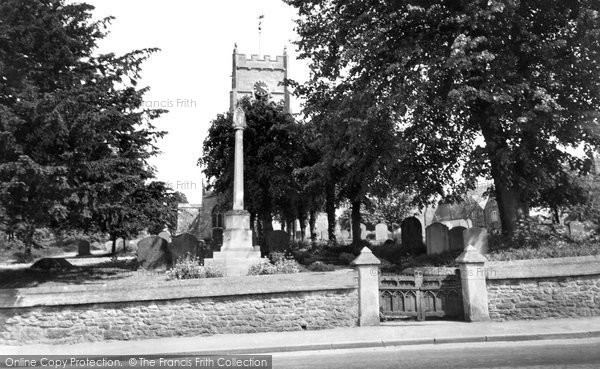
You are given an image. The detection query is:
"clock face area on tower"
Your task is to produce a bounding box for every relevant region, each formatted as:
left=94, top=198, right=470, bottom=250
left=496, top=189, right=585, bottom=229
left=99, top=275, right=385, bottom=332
left=253, top=80, right=270, bottom=100
left=230, top=50, right=290, bottom=113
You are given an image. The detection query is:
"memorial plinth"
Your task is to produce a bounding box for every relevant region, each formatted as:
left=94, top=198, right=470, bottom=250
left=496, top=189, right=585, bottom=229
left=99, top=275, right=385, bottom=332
left=204, top=106, right=265, bottom=276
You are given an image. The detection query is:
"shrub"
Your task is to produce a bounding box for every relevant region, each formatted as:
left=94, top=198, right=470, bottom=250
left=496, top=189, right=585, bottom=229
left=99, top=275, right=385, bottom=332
left=307, top=261, right=336, bottom=272
left=401, top=250, right=462, bottom=269
left=289, top=240, right=310, bottom=250
left=13, top=251, right=34, bottom=264
left=486, top=217, right=600, bottom=261
left=338, top=252, right=356, bottom=265
left=372, top=243, right=404, bottom=265
left=366, top=233, right=376, bottom=240
left=248, top=262, right=276, bottom=275
left=247, top=252, right=301, bottom=275
left=166, top=253, right=224, bottom=279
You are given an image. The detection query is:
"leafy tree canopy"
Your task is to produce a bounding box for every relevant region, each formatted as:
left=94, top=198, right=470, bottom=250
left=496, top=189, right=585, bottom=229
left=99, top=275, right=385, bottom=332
left=286, top=0, right=600, bottom=235
left=0, top=0, right=166, bottom=252
left=199, top=98, right=303, bottom=234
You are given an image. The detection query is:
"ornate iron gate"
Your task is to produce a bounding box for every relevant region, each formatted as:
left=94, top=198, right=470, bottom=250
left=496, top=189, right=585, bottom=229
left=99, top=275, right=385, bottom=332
left=379, top=270, right=463, bottom=321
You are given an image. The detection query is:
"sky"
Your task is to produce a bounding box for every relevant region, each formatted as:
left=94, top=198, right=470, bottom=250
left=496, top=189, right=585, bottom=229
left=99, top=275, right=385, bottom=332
left=85, top=0, right=309, bottom=203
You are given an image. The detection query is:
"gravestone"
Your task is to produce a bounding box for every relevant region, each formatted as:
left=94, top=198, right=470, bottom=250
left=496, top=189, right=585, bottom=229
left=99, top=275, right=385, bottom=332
left=568, top=220, right=597, bottom=240
left=360, top=224, right=368, bottom=239
left=170, top=233, right=201, bottom=262
left=265, top=230, right=290, bottom=253
left=375, top=223, right=389, bottom=241
left=70, top=240, right=91, bottom=256
left=31, top=258, right=73, bottom=271
left=137, top=236, right=171, bottom=270
left=448, top=226, right=466, bottom=251
left=158, top=231, right=171, bottom=243
left=463, top=227, right=489, bottom=254
left=104, top=238, right=125, bottom=253
left=426, top=222, right=450, bottom=255
left=401, top=217, right=424, bottom=254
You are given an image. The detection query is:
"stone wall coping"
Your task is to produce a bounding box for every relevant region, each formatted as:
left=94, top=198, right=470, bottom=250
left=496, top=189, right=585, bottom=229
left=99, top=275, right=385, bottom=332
left=0, top=270, right=357, bottom=309
left=486, top=255, right=600, bottom=280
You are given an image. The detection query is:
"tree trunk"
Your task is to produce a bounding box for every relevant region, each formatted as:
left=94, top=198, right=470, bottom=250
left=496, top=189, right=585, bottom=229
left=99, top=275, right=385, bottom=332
left=309, top=209, right=317, bottom=243
left=24, top=225, right=35, bottom=258
left=257, top=219, right=264, bottom=255
left=351, top=199, right=362, bottom=247
left=286, top=219, right=294, bottom=239
left=298, top=214, right=307, bottom=242
left=261, top=212, right=273, bottom=233
left=477, top=104, right=529, bottom=236
left=111, top=235, right=116, bottom=254
left=494, top=184, right=529, bottom=236
left=325, top=181, right=337, bottom=243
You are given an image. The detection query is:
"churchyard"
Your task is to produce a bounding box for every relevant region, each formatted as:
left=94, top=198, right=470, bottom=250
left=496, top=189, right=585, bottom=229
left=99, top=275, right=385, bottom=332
left=2, top=0, right=600, bottom=355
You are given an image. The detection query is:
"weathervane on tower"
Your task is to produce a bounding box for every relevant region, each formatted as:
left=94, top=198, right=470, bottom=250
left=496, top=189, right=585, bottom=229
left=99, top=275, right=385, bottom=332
left=258, top=14, right=264, bottom=56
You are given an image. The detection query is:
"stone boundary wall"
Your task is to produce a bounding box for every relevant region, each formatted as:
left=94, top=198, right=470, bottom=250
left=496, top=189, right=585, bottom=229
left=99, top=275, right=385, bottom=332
left=0, top=271, right=358, bottom=345
left=485, top=256, right=600, bottom=321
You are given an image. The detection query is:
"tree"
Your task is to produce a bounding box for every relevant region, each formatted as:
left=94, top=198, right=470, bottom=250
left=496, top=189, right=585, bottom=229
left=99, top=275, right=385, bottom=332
left=199, top=97, right=303, bottom=243
left=369, top=191, right=414, bottom=230
left=0, top=0, right=166, bottom=255
left=95, top=181, right=184, bottom=254
left=287, top=0, right=600, bottom=236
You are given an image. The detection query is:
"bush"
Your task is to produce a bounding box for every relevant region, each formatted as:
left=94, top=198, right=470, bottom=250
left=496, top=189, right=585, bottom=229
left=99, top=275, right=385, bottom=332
left=166, top=253, right=224, bottom=279
left=372, top=244, right=403, bottom=265
left=338, top=252, right=356, bottom=265
left=247, top=252, right=301, bottom=275
left=289, top=240, right=310, bottom=250
left=485, top=217, right=600, bottom=261
left=401, top=250, right=462, bottom=269
left=307, top=261, right=336, bottom=272
left=366, top=233, right=376, bottom=240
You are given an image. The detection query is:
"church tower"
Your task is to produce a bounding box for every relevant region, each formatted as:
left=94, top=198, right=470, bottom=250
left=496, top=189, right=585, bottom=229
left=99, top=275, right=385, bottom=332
left=230, top=45, right=290, bottom=113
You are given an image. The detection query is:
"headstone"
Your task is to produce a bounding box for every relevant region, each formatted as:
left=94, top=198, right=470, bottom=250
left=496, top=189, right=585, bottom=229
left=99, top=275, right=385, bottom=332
left=375, top=223, right=388, bottom=241
left=104, top=238, right=125, bottom=253
left=265, top=230, right=290, bottom=253
left=401, top=217, right=424, bottom=254
left=31, top=258, right=73, bottom=271
left=463, top=227, right=489, bottom=254
left=567, top=220, right=598, bottom=240
left=158, top=231, right=171, bottom=243
left=128, top=238, right=141, bottom=253
left=71, top=240, right=90, bottom=256
left=448, top=226, right=466, bottom=251
left=137, top=236, right=171, bottom=270
left=170, top=233, right=201, bottom=262
left=360, top=223, right=367, bottom=239
left=426, top=222, right=450, bottom=255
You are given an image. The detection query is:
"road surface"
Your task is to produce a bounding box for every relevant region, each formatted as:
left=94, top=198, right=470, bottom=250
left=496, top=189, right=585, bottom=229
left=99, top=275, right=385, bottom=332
left=272, top=338, right=600, bottom=369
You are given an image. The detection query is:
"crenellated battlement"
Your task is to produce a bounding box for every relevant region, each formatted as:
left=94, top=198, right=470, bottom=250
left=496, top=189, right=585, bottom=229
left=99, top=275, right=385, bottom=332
left=230, top=45, right=290, bottom=113
left=235, top=53, right=286, bottom=70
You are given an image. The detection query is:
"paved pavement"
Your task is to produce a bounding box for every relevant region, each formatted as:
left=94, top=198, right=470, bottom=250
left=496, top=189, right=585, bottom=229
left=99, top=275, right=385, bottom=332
left=2, top=317, right=600, bottom=355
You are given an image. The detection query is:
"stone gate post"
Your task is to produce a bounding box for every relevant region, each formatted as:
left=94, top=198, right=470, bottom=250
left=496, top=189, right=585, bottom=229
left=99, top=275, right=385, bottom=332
left=455, top=245, right=490, bottom=322
left=352, top=247, right=381, bottom=326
